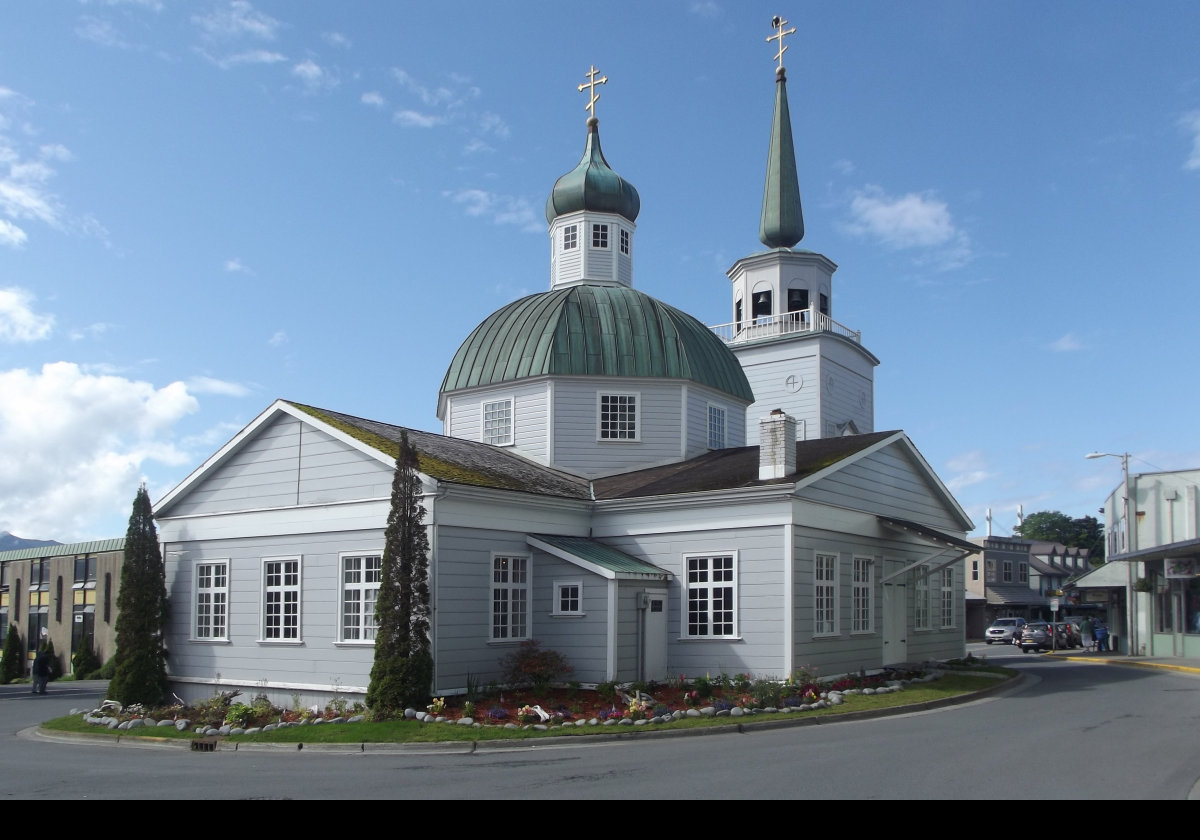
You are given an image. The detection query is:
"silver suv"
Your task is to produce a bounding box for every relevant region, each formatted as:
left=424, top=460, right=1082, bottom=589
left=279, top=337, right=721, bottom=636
left=985, top=617, right=1027, bottom=644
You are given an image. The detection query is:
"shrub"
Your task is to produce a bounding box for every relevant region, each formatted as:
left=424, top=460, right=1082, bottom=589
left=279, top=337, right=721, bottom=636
left=0, top=626, right=23, bottom=685
left=98, top=655, right=117, bottom=680
left=498, top=640, right=572, bottom=693
left=72, top=643, right=102, bottom=680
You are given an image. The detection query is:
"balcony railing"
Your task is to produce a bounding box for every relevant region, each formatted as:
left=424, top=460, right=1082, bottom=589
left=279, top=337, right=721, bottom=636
left=708, top=307, right=861, bottom=345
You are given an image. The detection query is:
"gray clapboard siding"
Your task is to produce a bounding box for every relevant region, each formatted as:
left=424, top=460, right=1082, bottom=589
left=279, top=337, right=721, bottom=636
left=168, top=416, right=391, bottom=517
left=798, top=445, right=960, bottom=531
left=550, top=379, right=685, bottom=475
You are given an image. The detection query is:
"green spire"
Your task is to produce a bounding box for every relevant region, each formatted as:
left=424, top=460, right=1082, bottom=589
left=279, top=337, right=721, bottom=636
left=759, top=65, right=804, bottom=248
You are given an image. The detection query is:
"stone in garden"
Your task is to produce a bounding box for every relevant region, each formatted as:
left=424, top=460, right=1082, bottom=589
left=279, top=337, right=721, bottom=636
left=347, top=715, right=365, bottom=723
left=229, top=727, right=245, bottom=735
left=700, top=707, right=715, bottom=716
left=262, top=724, right=275, bottom=732
left=244, top=728, right=260, bottom=735
left=618, top=718, right=632, bottom=725
left=327, top=717, right=345, bottom=725
left=157, top=719, right=174, bottom=727
left=457, top=717, right=474, bottom=726
left=686, top=708, right=701, bottom=718
left=404, top=708, right=417, bottom=719
left=730, top=707, right=744, bottom=717
left=716, top=709, right=730, bottom=717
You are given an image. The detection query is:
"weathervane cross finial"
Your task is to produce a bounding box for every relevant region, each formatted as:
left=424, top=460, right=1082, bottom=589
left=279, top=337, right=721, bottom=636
left=578, top=64, right=608, bottom=119
left=766, top=15, right=797, bottom=70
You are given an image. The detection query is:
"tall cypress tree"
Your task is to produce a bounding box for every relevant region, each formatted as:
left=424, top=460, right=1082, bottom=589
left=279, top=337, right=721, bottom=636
left=366, top=431, right=432, bottom=717
left=107, top=485, right=169, bottom=706
left=0, top=626, right=23, bottom=684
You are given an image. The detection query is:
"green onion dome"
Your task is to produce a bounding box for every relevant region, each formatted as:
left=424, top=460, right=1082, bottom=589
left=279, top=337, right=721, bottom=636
left=544, top=118, right=641, bottom=225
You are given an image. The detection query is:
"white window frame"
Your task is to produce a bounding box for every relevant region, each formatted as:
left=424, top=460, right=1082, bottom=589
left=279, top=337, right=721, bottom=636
left=915, top=565, right=931, bottom=630
left=340, top=552, right=382, bottom=643
left=194, top=560, right=229, bottom=641
left=852, top=556, right=873, bottom=634
left=598, top=392, right=639, bottom=441
left=490, top=554, right=529, bottom=641
left=814, top=552, right=838, bottom=636
left=260, top=556, right=302, bottom=643
left=619, top=227, right=630, bottom=255
left=683, top=553, right=737, bottom=639
left=1002, top=559, right=1013, bottom=582
left=563, top=224, right=578, bottom=250
left=591, top=222, right=609, bottom=249
left=707, top=404, right=726, bottom=450
left=940, top=567, right=955, bottom=629
left=481, top=397, right=514, bottom=446
left=551, top=580, right=584, bottom=617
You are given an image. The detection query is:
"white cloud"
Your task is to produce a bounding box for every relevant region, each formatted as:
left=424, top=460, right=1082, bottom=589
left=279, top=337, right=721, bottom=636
left=944, top=450, right=994, bottom=492
left=206, top=48, right=287, bottom=69
left=833, top=159, right=856, bottom=175
left=0, top=287, right=54, bottom=342
left=445, top=189, right=540, bottom=232
left=0, top=219, right=27, bottom=248
left=292, top=59, right=337, bottom=92
left=1181, top=111, right=1200, bottom=171
left=223, top=257, right=253, bottom=274
left=186, top=375, right=250, bottom=397
left=479, top=112, right=510, bottom=139
left=689, top=1, right=721, bottom=18
left=322, top=31, right=351, bottom=49
left=843, top=185, right=972, bottom=269
left=192, top=1, right=280, bottom=42
left=268, top=330, right=287, bottom=346
left=393, top=109, right=441, bottom=129
left=1050, top=333, right=1084, bottom=352
left=360, top=91, right=384, bottom=108
left=0, top=362, right=199, bottom=540
left=75, top=17, right=132, bottom=49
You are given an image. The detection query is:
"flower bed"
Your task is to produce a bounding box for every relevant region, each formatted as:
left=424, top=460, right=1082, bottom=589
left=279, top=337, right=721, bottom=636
left=80, top=666, right=940, bottom=735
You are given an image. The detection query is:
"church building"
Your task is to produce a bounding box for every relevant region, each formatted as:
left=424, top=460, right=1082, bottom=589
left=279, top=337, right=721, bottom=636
left=155, top=22, right=975, bottom=706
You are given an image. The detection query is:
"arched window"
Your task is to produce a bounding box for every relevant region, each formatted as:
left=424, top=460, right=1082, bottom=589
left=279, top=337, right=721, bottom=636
left=752, top=290, right=772, bottom=321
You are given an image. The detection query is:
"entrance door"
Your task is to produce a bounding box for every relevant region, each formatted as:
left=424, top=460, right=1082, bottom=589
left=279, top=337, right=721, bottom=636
left=883, top=583, right=907, bottom=665
left=641, top=589, right=668, bottom=681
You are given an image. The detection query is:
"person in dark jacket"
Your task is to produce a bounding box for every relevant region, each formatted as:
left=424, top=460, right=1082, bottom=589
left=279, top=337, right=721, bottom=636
left=31, top=648, right=51, bottom=695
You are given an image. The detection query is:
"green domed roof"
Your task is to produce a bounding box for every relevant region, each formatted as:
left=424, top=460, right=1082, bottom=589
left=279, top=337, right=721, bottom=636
left=441, top=284, right=753, bottom=402
left=544, top=118, right=641, bottom=225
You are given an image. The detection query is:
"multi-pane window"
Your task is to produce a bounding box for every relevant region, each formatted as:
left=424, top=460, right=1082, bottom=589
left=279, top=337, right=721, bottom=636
left=1018, top=562, right=1028, bottom=583
left=341, top=553, right=382, bottom=642
left=599, top=393, right=637, bottom=440
left=491, top=555, right=528, bottom=640
left=563, top=224, right=578, bottom=250
left=0, top=591, right=8, bottom=644
left=685, top=554, right=736, bottom=637
left=1002, top=560, right=1013, bottom=582
left=195, top=561, right=229, bottom=640
left=74, top=556, right=97, bottom=584
left=985, top=558, right=996, bottom=583
left=852, top=557, right=873, bottom=633
left=592, top=223, right=608, bottom=248
left=553, top=581, right=582, bottom=616
left=262, top=557, right=301, bottom=641
left=482, top=398, right=513, bottom=446
left=915, top=566, right=930, bottom=630
left=814, top=553, right=837, bottom=635
left=619, top=228, right=630, bottom=255
left=27, top=559, right=49, bottom=653
left=940, top=567, right=955, bottom=628
left=708, top=405, right=726, bottom=450
left=971, top=559, right=979, bottom=581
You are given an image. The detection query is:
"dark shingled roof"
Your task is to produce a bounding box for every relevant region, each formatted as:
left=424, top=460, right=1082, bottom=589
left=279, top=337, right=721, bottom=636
left=593, top=431, right=898, bottom=499
left=288, top=402, right=592, bottom=500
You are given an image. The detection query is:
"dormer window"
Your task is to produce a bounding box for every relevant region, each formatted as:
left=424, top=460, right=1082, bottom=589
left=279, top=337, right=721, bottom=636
left=620, top=228, right=630, bottom=255
left=592, top=223, right=609, bottom=249
left=563, top=225, right=578, bottom=250
left=483, top=398, right=514, bottom=446
left=819, top=292, right=829, bottom=316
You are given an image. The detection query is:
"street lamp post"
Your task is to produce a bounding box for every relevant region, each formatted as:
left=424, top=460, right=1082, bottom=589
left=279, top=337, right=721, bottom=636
left=1086, top=451, right=1136, bottom=655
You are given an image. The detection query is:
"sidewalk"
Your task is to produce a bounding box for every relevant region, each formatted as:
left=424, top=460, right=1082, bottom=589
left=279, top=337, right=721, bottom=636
left=1051, top=650, right=1200, bottom=675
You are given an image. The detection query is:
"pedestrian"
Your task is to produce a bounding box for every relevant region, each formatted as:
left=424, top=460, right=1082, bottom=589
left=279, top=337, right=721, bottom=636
left=31, top=646, right=52, bottom=695
left=1094, top=620, right=1108, bottom=653
left=1080, top=616, right=1095, bottom=652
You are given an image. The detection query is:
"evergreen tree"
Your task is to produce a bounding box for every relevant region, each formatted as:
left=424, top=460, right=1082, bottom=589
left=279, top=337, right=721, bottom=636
left=107, top=485, right=169, bottom=706
left=366, top=431, right=432, bottom=717
left=0, top=626, right=22, bottom=684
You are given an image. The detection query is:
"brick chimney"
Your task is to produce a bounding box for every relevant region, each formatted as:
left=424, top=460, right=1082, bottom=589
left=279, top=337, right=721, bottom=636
left=759, top=409, right=797, bottom=480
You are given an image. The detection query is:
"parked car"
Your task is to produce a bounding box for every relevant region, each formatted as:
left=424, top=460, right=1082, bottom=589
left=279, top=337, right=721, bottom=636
left=1018, top=621, right=1055, bottom=652
left=985, top=617, right=1027, bottom=644
left=1055, top=621, right=1081, bottom=649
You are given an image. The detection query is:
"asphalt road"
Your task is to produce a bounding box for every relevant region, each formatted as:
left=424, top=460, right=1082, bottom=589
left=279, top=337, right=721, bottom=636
left=3, top=651, right=1198, bottom=800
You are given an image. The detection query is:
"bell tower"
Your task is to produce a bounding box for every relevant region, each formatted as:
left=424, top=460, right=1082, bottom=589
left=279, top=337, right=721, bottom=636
left=719, top=16, right=879, bottom=444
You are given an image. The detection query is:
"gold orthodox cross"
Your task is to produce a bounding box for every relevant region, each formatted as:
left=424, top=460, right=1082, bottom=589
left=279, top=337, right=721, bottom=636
left=767, top=16, right=797, bottom=69
left=578, top=65, right=608, bottom=118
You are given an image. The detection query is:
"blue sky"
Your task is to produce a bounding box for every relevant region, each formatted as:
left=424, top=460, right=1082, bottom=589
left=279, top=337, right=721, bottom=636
left=2, top=1, right=1199, bottom=542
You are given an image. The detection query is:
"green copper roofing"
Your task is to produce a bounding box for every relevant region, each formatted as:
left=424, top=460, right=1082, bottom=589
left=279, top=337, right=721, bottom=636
left=759, top=67, right=804, bottom=248
left=545, top=118, right=641, bottom=225
left=0, top=537, right=124, bottom=563
left=529, top=534, right=669, bottom=578
left=441, top=284, right=754, bottom=402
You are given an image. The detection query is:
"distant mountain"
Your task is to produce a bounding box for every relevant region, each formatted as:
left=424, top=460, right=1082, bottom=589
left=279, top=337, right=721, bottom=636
left=0, top=532, right=61, bottom=552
